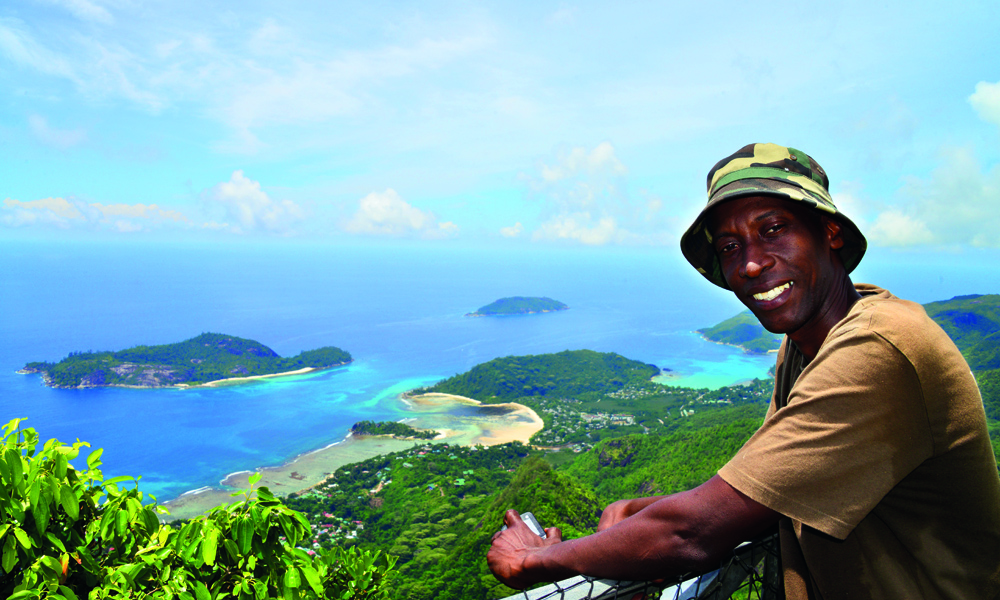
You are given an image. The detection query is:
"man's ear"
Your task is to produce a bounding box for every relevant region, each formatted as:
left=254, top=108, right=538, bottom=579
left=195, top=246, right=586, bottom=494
left=823, top=217, right=845, bottom=250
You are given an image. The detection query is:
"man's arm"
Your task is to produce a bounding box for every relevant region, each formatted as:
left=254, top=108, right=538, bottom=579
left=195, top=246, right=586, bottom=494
left=596, top=495, right=665, bottom=531
left=487, top=475, right=780, bottom=589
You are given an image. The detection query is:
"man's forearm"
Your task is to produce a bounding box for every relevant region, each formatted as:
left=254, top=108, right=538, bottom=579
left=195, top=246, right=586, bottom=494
left=506, top=476, right=779, bottom=586
left=524, top=492, right=715, bottom=582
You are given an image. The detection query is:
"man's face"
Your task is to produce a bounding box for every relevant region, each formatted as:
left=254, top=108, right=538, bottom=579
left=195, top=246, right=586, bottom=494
left=707, top=195, right=844, bottom=336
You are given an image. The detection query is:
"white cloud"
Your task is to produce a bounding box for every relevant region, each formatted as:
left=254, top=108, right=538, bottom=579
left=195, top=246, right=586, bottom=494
left=500, top=222, right=524, bottom=238
left=37, top=0, right=114, bottom=24
left=28, top=114, right=87, bottom=149
left=205, top=170, right=305, bottom=234
left=522, top=143, right=675, bottom=246
left=867, top=210, right=934, bottom=247
left=343, top=189, right=457, bottom=239
left=0, top=18, right=79, bottom=81
left=548, top=6, right=577, bottom=25
left=3, top=197, right=88, bottom=226
left=533, top=214, right=623, bottom=246
left=539, top=142, right=627, bottom=183
left=91, top=202, right=188, bottom=223
left=866, top=146, right=1000, bottom=248
left=207, top=34, right=489, bottom=148
left=2, top=196, right=190, bottom=232
left=969, top=80, right=1000, bottom=127
left=0, top=17, right=162, bottom=111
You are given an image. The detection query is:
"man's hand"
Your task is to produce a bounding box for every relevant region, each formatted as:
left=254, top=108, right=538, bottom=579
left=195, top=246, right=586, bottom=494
left=597, top=496, right=664, bottom=531
left=487, top=509, right=563, bottom=589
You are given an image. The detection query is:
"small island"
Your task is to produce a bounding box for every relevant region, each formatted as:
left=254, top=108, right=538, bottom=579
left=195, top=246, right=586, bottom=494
left=350, top=420, right=438, bottom=440
left=465, top=296, right=568, bottom=317
left=698, top=311, right=783, bottom=354
left=19, top=332, right=352, bottom=389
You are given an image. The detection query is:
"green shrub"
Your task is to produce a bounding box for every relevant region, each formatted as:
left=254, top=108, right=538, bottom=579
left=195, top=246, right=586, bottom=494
left=0, top=419, right=395, bottom=599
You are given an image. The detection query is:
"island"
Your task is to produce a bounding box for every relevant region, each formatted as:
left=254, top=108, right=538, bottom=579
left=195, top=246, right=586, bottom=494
left=350, top=420, right=439, bottom=440
left=19, top=332, right=352, bottom=388
left=465, top=296, right=568, bottom=317
left=697, top=310, right=783, bottom=354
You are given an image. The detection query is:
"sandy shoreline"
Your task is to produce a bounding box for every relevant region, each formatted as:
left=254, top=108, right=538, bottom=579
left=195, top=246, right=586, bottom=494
left=161, top=391, right=545, bottom=521
left=21, top=364, right=341, bottom=390
left=189, top=367, right=318, bottom=388
left=404, top=392, right=545, bottom=445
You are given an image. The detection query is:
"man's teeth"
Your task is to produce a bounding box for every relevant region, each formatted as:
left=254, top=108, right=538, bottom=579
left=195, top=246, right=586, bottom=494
left=753, top=282, right=792, bottom=301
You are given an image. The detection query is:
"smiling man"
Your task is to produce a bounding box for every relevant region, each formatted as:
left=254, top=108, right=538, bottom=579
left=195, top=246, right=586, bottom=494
left=488, top=143, right=1000, bottom=599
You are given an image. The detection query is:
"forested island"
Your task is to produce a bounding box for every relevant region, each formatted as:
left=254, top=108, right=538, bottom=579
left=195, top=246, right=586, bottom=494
left=20, top=332, right=352, bottom=388
left=350, top=420, right=438, bottom=440
left=697, top=310, right=783, bottom=353
left=465, top=296, right=568, bottom=317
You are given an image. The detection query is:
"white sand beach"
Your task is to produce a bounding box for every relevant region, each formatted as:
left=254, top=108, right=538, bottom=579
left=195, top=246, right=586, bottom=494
left=162, top=390, right=545, bottom=521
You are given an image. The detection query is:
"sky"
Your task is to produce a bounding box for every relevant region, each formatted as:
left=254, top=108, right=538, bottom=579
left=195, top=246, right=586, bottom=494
left=2, top=0, right=1000, bottom=263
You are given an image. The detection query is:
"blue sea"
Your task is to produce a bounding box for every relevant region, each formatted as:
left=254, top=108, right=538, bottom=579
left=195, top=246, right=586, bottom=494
left=2, top=239, right=996, bottom=501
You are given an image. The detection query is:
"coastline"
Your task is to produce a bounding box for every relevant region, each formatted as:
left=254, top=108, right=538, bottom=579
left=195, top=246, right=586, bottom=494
left=403, top=392, right=545, bottom=446
left=161, top=390, right=545, bottom=521
left=20, top=364, right=345, bottom=390
left=465, top=308, right=568, bottom=317
left=696, top=332, right=780, bottom=355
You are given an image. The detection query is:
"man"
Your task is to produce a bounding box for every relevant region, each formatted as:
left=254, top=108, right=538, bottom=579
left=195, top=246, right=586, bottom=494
left=488, top=143, right=1000, bottom=598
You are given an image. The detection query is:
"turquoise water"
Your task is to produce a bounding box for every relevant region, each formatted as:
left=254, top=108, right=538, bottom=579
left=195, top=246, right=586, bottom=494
left=3, top=240, right=993, bottom=501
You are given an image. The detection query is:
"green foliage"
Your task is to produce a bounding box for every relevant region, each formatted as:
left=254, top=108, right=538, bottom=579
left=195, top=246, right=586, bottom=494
left=977, top=369, right=1000, bottom=463
left=697, top=311, right=783, bottom=354
left=22, top=333, right=352, bottom=388
left=349, top=421, right=437, bottom=440
left=422, top=350, right=660, bottom=402
left=0, top=419, right=393, bottom=599
left=467, top=297, right=568, bottom=316
left=923, top=294, right=1000, bottom=371
left=285, top=443, right=538, bottom=599
left=563, top=404, right=767, bottom=504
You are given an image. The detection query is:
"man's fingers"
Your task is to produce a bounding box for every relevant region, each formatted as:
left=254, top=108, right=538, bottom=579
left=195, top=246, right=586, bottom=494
left=504, top=508, right=522, bottom=526
left=544, top=527, right=563, bottom=542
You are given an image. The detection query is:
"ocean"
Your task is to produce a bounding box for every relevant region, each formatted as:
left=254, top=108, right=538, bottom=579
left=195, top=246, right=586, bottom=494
left=2, top=239, right=994, bottom=503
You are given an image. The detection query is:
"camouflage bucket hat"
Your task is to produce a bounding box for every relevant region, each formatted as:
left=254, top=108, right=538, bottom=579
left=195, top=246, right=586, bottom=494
left=680, top=143, right=867, bottom=290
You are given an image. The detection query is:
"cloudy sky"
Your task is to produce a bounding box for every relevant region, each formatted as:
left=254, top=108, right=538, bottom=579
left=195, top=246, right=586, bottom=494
left=2, top=0, right=999, bottom=254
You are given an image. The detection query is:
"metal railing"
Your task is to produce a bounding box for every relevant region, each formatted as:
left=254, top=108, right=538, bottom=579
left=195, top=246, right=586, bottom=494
left=500, top=530, right=781, bottom=600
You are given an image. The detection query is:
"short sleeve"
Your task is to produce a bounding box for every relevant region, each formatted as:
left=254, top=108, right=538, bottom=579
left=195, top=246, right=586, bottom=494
left=718, top=327, right=934, bottom=539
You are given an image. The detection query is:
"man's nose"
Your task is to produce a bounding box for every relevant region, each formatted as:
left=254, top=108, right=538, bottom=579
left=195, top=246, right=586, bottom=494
left=740, top=246, right=773, bottom=279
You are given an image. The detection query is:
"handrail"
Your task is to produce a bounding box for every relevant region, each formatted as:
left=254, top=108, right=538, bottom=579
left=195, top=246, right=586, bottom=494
left=498, top=530, right=781, bottom=600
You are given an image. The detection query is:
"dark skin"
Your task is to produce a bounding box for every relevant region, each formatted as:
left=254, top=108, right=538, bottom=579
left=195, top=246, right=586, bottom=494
left=487, top=195, right=862, bottom=589
left=709, top=195, right=862, bottom=361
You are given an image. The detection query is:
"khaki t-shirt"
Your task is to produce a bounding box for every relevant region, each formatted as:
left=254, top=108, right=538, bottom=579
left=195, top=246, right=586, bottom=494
left=718, top=285, right=1000, bottom=599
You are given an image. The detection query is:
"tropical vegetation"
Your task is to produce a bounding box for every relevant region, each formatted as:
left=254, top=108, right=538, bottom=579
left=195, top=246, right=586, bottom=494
left=21, top=333, right=351, bottom=388
left=0, top=419, right=393, bottom=600
left=350, top=421, right=437, bottom=440
left=466, top=297, right=568, bottom=317
left=697, top=310, right=783, bottom=354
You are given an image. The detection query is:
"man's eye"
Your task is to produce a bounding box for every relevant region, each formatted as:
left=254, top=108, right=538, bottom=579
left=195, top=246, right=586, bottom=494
left=765, top=224, right=785, bottom=235
left=718, top=242, right=737, bottom=254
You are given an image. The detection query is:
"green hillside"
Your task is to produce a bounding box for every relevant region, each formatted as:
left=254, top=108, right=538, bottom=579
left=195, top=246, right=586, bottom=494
left=420, top=349, right=660, bottom=402
left=466, top=297, right=568, bottom=316
left=924, top=294, right=1000, bottom=371
left=697, top=310, right=783, bottom=354
left=21, top=332, right=352, bottom=388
